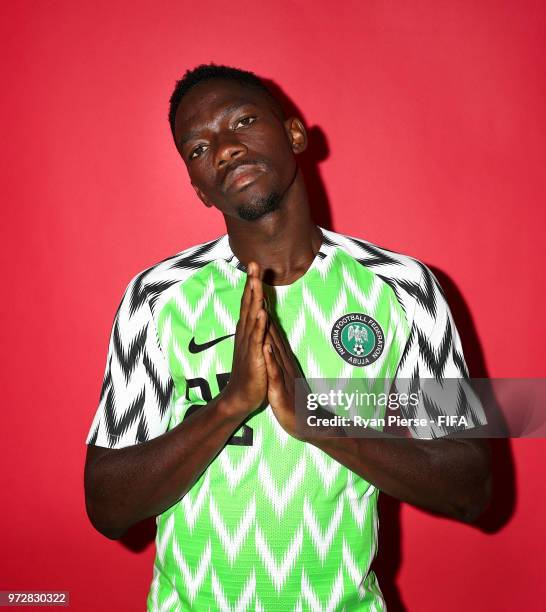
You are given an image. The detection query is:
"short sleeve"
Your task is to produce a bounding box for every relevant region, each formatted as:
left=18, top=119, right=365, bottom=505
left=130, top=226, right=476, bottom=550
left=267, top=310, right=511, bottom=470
left=393, top=264, right=487, bottom=439
left=85, top=273, right=175, bottom=449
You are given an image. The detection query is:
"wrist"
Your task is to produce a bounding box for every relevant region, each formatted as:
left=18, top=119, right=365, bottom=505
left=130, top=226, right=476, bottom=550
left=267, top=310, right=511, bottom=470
left=217, top=386, right=253, bottom=421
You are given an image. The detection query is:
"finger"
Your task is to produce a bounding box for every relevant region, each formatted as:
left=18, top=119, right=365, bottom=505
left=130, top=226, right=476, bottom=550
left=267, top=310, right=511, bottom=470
left=267, top=320, right=292, bottom=374
left=254, top=261, right=264, bottom=280
left=264, top=330, right=277, bottom=353
left=264, top=341, right=284, bottom=388
left=271, top=341, right=287, bottom=388
left=262, top=284, right=274, bottom=316
left=250, top=307, right=268, bottom=347
left=270, top=316, right=292, bottom=358
left=239, top=263, right=255, bottom=335
left=246, top=264, right=265, bottom=330
left=241, top=262, right=258, bottom=334
left=274, top=318, right=301, bottom=376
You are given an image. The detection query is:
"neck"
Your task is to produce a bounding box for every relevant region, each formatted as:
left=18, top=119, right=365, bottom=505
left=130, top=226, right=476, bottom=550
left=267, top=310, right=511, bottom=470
left=225, top=169, right=323, bottom=286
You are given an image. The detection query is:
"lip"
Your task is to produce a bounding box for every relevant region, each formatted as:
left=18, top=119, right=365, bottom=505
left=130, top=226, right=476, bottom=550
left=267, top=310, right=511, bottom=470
left=224, top=163, right=263, bottom=190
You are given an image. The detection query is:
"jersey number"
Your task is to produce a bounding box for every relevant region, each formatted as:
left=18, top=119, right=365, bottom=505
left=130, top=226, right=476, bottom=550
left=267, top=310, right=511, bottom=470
left=184, top=374, right=254, bottom=446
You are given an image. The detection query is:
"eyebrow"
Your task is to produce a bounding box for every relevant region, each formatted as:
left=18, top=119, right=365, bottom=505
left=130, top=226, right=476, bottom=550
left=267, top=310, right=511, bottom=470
left=178, top=100, right=255, bottom=147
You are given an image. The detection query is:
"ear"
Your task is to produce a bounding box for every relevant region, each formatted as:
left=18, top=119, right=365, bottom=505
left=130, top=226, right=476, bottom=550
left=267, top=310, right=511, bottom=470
left=285, top=117, right=307, bottom=154
left=192, top=183, right=214, bottom=208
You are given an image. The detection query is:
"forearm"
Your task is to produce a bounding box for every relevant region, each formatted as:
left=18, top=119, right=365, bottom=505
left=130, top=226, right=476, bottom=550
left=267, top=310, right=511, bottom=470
left=307, top=434, right=491, bottom=522
left=85, top=393, right=246, bottom=538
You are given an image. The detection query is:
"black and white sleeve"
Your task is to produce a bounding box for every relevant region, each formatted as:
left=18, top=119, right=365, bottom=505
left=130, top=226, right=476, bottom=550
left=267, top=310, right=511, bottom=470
left=394, top=263, right=487, bottom=439
left=85, top=273, right=175, bottom=449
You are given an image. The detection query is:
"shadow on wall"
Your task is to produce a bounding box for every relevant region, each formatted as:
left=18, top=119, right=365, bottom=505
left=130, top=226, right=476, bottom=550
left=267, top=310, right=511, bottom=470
left=264, top=77, right=334, bottom=231
left=373, top=268, right=516, bottom=612
left=429, top=268, right=516, bottom=536
left=116, top=79, right=516, bottom=611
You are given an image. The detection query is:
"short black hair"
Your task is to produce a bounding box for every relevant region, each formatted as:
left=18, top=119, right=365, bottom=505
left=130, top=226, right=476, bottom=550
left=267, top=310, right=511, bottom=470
left=168, top=63, right=285, bottom=141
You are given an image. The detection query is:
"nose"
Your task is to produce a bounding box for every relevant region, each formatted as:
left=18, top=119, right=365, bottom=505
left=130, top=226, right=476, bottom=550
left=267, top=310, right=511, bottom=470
left=215, top=137, right=247, bottom=169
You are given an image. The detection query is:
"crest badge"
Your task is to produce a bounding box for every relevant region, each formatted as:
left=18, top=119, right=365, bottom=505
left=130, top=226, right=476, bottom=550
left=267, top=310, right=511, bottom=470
left=331, top=312, right=385, bottom=366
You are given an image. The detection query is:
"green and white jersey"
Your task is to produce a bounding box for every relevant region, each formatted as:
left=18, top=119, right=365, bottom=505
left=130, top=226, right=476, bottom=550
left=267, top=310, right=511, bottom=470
left=86, top=226, right=485, bottom=611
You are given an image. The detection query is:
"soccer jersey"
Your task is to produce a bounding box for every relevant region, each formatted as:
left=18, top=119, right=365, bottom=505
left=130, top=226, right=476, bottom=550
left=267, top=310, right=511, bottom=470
left=85, top=226, right=486, bottom=611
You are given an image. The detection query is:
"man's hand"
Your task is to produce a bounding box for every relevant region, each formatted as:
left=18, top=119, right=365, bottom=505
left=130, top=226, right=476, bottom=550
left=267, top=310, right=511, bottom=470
left=262, top=313, right=307, bottom=440
left=222, top=261, right=269, bottom=417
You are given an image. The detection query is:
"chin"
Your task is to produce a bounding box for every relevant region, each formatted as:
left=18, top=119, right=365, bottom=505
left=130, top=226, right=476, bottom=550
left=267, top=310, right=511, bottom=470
left=236, top=190, right=282, bottom=222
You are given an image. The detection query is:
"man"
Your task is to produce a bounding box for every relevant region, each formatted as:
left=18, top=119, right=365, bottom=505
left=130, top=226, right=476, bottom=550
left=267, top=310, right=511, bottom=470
left=84, top=63, right=490, bottom=611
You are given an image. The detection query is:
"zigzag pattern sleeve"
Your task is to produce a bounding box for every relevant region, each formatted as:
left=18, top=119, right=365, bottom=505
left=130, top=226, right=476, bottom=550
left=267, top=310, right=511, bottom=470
left=394, top=264, right=487, bottom=439
left=85, top=273, right=175, bottom=449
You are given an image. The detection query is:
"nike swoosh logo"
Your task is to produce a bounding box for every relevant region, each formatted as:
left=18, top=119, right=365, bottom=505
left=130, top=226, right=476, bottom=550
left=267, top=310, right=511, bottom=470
left=188, top=333, right=235, bottom=354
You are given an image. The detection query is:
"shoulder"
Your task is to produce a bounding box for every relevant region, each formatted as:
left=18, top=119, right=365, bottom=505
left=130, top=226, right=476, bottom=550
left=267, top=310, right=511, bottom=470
left=321, top=226, right=430, bottom=283
left=116, top=233, right=230, bottom=316
left=320, top=226, right=445, bottom=320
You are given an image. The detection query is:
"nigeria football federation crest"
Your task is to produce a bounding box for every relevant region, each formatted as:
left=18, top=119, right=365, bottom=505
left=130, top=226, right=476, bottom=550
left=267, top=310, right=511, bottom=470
left=331, top=312, right=385, bottom=366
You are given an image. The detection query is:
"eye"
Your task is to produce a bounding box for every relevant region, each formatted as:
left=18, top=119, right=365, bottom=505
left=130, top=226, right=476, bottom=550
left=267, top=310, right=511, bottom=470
left=234, top=116, right=257, bottom=129
left=189, top=144, right=207, bottom=160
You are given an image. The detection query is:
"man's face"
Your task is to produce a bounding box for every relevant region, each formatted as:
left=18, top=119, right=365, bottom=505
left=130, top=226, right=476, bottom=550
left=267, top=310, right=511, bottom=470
left=173, top=79, right=305, bottom=222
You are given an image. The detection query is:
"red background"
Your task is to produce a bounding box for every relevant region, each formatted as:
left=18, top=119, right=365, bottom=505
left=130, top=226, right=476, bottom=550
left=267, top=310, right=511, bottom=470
left=2, top=1, right=545, bottom=610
